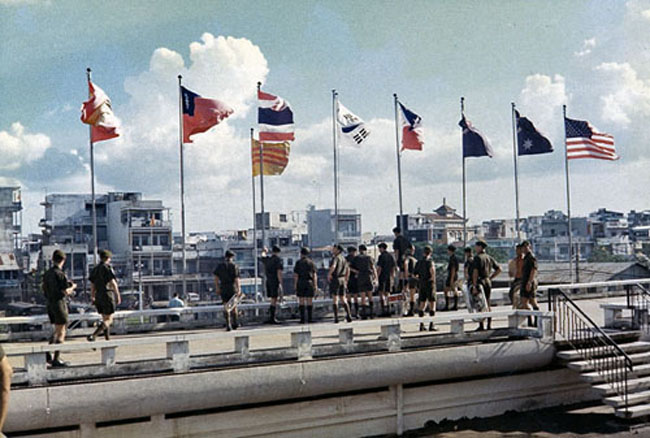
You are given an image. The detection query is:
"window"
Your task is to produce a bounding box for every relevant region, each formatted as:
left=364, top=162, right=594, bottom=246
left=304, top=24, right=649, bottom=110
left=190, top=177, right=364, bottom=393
left=280, top=214, right=287, bottom=222
left=287, top=258, right=293, bottom=266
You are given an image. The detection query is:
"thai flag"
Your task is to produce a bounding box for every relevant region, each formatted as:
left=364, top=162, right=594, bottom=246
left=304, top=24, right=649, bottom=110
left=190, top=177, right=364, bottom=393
left=399, top=103, right=423, bottom=151
left=181, top=86, right=233, bottom=143
left=258, top=89, right=295, bottom=143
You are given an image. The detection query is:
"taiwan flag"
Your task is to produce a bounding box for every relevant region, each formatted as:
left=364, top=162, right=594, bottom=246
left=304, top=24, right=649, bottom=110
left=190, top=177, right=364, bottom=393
left=181, top=86, right=233, bottom=143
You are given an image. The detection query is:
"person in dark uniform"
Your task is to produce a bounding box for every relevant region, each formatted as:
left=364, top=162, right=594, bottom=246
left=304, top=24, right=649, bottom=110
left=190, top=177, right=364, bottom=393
left=471, top=240, right=502, bottom=331
left=261, top=246, right=284, bottom=324
left=0, top=344, right=11, bottom=436
left=393, top=227, right=409, bottom=295
left=294, top=247, right=317, bottom=323
left=350, top=244, right=377, bottom=319
left=376, top=242, right=395, bottom=317
left=445, top=245, right=460, bottom=311
left=346, top=246, right=360, bottom=319
left=463, top=247, right=473, bottom=284
left=403, top=245, right=418, bottom=316
left=42, top=249, right=76, bottom=367
left=519, top=240, right=540, bottom=326
left=214, top=250, right=241, bottom=331
left=415, top=245, right=437, bottom=331
left=329, top=244, right=352, bottom=323
left=87, top=250, right=121, bottom=341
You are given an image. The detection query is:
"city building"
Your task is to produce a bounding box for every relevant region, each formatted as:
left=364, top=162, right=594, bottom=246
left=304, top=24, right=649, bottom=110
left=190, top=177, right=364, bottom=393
left=0, top=187, right=23, bottom=301
left=308, top=207, right=361, bottom=248
left=398, top=199, right=467, bottom=245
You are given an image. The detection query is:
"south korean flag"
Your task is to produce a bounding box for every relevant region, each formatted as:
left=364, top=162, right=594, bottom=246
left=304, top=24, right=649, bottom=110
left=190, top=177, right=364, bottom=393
left=337, top=101, right=371, bottom=147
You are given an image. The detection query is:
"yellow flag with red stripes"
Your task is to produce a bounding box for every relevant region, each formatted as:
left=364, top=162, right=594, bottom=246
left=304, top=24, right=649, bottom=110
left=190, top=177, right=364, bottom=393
left=251, top=139, right=291, bottom=176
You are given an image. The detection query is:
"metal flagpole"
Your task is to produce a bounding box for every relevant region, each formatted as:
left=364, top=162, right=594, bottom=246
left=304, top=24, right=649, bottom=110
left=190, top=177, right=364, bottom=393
left=511, top=102, right=522, bottom=242
left=257, top=83, right=266, bottom=249
left=332, top=89, right=339, bottom=244
left=86, top=68, right=98, bottom=267
left=251, top=128, right=259, bottom=297
left=393, top=94, right=405, bottom=233
left=461, top=97, right=467, bottom=247
left=563, top=105, right=574, bottom=283
left=178, top=75, right=188, bottom=298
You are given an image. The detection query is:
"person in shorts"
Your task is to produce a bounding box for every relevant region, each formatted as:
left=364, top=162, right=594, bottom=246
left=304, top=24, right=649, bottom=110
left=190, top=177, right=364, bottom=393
left=328, top=244, right=352, bottom=323
left=376, top=242, right=396, bottom=317
left=444, top=245, right=459, bottom=311
left=43, top=249, right=76, bottom=366
left=350, top=244, right=377, bottom=319
left=392, top=227, right=409, bottom=294
left=214, top=250, right=241, bottom=331
left=508, top=244, right=524, bottom=309
left=471, top=240, right=502, bottom=331
left=403, top=245, right=418, bottom=316
left=261, top=246, right=284, bottom=324
left=415, top=245, right=437, bottom=331
left=520, top=240, right=540, bottom=326
left=294, top=247, right=317, bottom=323
left=346, top=246, right=360, bottom=319
left=88, top=250, right=121, bottom=341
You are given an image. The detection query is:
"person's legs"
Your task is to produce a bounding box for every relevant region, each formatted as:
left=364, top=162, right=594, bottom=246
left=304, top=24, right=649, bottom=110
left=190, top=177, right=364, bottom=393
left=332, top=294, right=340, bottom=323
left=306, top=297, right=314, bottom=322
left=341, top=291, right=352, bottom=322
left=0, top=357, right=12, bottom=433
left=51, top=324, right=67, bottom=366
left=268, top=295, right=279, bottom=323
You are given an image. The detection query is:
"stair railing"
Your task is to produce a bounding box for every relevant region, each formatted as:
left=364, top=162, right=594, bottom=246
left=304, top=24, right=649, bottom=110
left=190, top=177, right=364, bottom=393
left=549, top=288, right=633, bottom=415
left=626, top=283, right=650, bottom=333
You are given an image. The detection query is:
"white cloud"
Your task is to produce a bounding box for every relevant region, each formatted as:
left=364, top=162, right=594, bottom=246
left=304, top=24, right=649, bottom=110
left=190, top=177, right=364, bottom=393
left=594, top=61, right=650, bottom=127
left=0, top=122, right=51, bottom=170
left=574, top=37, right=596, bottom=57
left=518, top=74, right=568, bottom=138
left=643, top=9, right=650, bottom=20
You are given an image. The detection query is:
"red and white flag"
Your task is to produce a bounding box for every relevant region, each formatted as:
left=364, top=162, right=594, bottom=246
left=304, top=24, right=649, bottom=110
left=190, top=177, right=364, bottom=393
left=80, top=81, right=120, bottom=143
left=399, top=102, right=424, bottom=151
left=181, top=86, right=233, bottom=143
left=565, top=117, right=618, bottom=161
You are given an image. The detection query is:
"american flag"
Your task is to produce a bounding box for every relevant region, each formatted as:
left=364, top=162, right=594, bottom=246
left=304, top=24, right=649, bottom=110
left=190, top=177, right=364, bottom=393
left=564, top=117, right=618, bottom=161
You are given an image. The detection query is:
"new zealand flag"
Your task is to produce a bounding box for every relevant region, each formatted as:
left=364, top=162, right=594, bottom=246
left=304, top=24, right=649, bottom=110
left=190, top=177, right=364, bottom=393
left=459, top=116, right=494, bottom=158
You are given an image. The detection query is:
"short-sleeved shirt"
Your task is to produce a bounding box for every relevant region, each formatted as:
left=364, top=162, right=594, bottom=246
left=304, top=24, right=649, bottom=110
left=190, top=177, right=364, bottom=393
left=393, top=235, right=409, bottom=264
left=43, top=266, right=69, bottom=302
left=471, top=253, right=500, bottom=282
left=330, top=253, right=347, bottom=279
left=377, top=252, right=396, bottom=281
left=294, top=257, right=316, bottom=286
left=89, top=262, right=116, bottom=299
left=262, top=255, right=283, bottom=286
left=415, top=257, right=434, bottom=288
left=351, top=254, right=373, bottom=284
left=346, top=254, right=357, bottom=280
left=447, top=254, right=459, bottom=282
left=464, top=256, right=474, bottom=281
left=214, top=260, right=240, bottom=294
left=521, top=252, right=538, bottom=284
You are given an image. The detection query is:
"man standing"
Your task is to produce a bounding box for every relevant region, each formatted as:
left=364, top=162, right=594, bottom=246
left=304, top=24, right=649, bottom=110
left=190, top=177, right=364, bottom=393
left=508, top=244, right=524, bottom=309
left=329, top=244, right=352, bottom=323
left=168, top=292, right=185, bottom=322
left=88, top=250, right=121, bottom=341
left=403, top=245, right=418, bottom=316
left=392, top=227, right=409, bottom=295
left=445, top=245, right=460, bottom=311
left=350, top=244, right=376, bottom=320
left=214, top=250, right=241, bottom=331
left=43, top=249, right=76, bottom=366
left=376, top=242, right=396, bottom=317
left=471, top=240, right=502, bottom=331
left=462, top=247, right=474, bottom=309
left=294, top=247, right=317, bottom=324
left=415, top=245, right=437, bottom=331
left=519, top=241, right=540, bottom=326
left=261, top=246, right=284, bottom=324
left=0, top=345, right=11, bottom=437
left=346, top=246, right=360, bottom=319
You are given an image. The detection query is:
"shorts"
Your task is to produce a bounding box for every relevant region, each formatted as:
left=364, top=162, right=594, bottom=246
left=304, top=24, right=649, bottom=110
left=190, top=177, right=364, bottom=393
left=95, top=293, right=115, bottom=315
left=266, top=281, right=280, bottom=298
left=221, top=290, right=235, bottom=304
left=509, top=279, right=522, bottom=304
left=47, top=300, right=68, bottom=325
left=378, top=277, right=392, bottom=293
left=297, top=281, right=315, bottom=298
left=520, top=279, right=538, bottom=299
left=479, top=280, right=492, bottom=302
left=418, top=283, right=434, bottom=302
left=329, top=278, right=346, bottom=297
left=357, top=278, right=373, bottom=293
left=347, top=277, right=359, bottom=295
left=407, top=277, right=418, bottom=289
left=445, top=276, right=458, bottom=288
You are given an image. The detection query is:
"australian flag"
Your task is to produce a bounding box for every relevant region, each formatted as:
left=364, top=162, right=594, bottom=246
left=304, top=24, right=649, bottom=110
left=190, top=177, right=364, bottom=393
left=516, top=111, right=553, bottom=155
left=459, top=116, right=494, bottom=158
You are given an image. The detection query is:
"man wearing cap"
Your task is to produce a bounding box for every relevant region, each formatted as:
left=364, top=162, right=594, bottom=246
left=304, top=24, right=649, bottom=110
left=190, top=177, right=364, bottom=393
left=415, top=245, right=437, bottom=331
left=392, top=227, right=409, bottom=295
left=445, top=245, right=460, bottom=311
left=214, top=250, right=241, bottom=331
left=350, top=244, right=377, bottom=319
left=88, top=250, right=121, bottom=342
left=376, top=242, right=396, bottom=317
left=471, top=240, right=502, bottom=331
left=42, top=249, right=76, bottom=366
left=520, top=241, right=540, bottom=326
left=294, top=247, right=317, bottom=323
left=261, top=246, right=284, bottom=324
left=346, top=246, right=360, bottom=319
left=402, top=245, right=418, bottom=316
left=329, top=244, right=352, bottom=323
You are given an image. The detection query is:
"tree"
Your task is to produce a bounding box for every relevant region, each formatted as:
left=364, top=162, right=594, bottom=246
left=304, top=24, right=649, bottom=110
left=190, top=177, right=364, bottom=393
left=486, top=247, right=509, bottom=263
left=588, top=245, right=627, bottom=263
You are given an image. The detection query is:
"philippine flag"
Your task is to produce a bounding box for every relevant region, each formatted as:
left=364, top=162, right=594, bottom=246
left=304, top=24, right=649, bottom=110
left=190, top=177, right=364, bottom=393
left=399, top=103, right=423, bottom=151
left=181, top=86, right=233, bottom=143
left=258, top=89, right=295, bottom=143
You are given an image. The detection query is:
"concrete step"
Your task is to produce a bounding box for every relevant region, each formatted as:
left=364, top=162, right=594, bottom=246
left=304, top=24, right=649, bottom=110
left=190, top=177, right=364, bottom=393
left=567, top=351, right=650, bottom=372
left=616, top=403, right=650, bottom=419
left=557, top=341, right=650, bottom=361
left=581, top=363, right=650, bottom=383
left=593, top=375, right=650, bottom=395
left=604, top=390, right=650, bottom=408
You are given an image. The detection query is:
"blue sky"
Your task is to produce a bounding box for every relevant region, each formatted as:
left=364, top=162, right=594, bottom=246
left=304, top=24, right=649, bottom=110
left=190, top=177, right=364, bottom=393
left=1, top=0, right=649, bottom=235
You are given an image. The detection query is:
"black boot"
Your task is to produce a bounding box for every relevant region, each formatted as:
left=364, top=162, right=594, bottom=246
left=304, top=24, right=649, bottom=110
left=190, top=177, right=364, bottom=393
left=333, top=304, right=339, bottom=323
left=51, top=342, right=69, bottom=368
left=87, top=322, right=104, bottom=342
left=452, top=295, right=458, bottom=311
left=46, top=335, right=54, bottom=363
left=487, top=317, right=492, bottom=330
left=419, top=310, right=426, bottom=331
left=268, top=305, right=280, bottom=324
left=232, top=312, right=239, bottom=330
left=369, top=301, right=375, bottom=319
left=307, top=305, right=314, bottom=323
left=353, top=301, right=360, bottom=319
left=406, top=301, right=415, bottom=317
left=299, top=305, right=305, bottom=324
left=380, top=300, right=387, bottom=317
left=429, top=310, right=437, bottom=331
left=445, top=296, right=450, bottom=311
left=224, top=311, right=232, bottom=331
left=344, top=302, right=352, bottom=323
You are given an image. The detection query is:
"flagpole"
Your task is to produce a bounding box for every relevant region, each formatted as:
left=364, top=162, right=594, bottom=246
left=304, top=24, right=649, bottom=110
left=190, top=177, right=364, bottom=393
left=563, top=104, right=574, bottom=283
left=332, top=89, right=339, bottom=244
left=461, top=97, right=467, bottom=247
left=511, top=102, right=522, bottom=242
left=393, top=94, right=405, bottom=233
left=251, top=128, right=259, bottom=298
left=178, top=75, right=188, bottom=298
left=87, top=68, right=98, bottom=267
left=257, top=82, right=267, bottom=250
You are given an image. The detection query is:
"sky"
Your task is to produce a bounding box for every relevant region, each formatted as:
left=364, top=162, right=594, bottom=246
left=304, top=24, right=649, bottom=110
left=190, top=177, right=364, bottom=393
left=1, top=0, right=650, bottom=236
